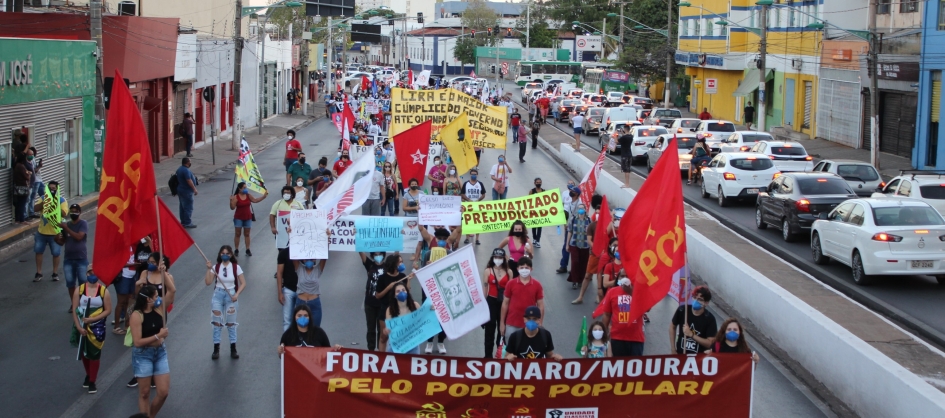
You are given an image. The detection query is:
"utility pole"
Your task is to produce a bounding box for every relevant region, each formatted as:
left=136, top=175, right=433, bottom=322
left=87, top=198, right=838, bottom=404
left=525, top=0, right=530, bottom=61
left=258, top=14, right=267, bottom=134
left=326, top=16, right=332, bottom=95
left=664, top=0, right=672, bottom=108
left=618, top=2, right=624, bottom=58
left=233, top=0, right=243, bottom=150
left=90, top=0, right=105, bottom=186
left=602, top=18, right=607, bottom=61
left=869, top=0, right=880, bottom=169
left=341, top=24, right=348, bottom=70
left=302, top=24, right=310, bottom=116
left=757, top=3, right=768, bottom=132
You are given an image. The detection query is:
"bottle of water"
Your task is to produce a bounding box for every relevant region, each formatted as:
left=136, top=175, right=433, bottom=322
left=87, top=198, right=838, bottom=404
left=557, top=226, right=562, bottom=235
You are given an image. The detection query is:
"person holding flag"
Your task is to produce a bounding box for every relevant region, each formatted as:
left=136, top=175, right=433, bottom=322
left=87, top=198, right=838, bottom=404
left=70, top=265, right=112, bottom=394
left=670, top=286, right=718, bottom=355
left=230, top=182, right=268, bottom=257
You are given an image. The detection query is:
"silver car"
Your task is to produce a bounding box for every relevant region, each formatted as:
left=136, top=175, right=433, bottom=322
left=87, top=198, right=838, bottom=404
left=812, top=159, right=883, bottom=197
left=647, top=134, right=698, bottom=173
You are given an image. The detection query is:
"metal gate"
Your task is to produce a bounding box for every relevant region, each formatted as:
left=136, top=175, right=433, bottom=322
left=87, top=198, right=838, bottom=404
left=862, top=92, right=872, bottom=150
left=816, top=77, right=861, bottom=148
left=172, top=87, right=187, bottom=155
left=802, top=81, right=813, bottom=129
left=880, top=92, right=917, bottom=158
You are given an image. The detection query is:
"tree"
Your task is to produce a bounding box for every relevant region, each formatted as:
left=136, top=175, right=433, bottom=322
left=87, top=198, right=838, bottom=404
left=546, top=0, right=611, bottom=30
left=453, top=37, right=478, bottom=67
left=461, top=0, right=499, bottom=32
left=514, top=4, right=556, bottom=49
left=617, top=0, right=681, bottom=81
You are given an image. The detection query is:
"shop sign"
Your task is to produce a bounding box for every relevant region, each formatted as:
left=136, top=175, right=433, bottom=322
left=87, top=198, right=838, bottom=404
left=876, top=62, right=918, bottom=82
left=0, top=55, right=33, bottom=86
left=0, top=39, right=96, bottom=106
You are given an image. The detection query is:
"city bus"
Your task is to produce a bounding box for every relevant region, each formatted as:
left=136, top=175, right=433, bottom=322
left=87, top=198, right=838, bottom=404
left=584, top=68, right=635, bottom=94
left=514, top=61, right=583, bottom=86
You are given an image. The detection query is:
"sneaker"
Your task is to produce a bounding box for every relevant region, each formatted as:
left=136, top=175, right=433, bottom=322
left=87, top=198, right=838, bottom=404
left=245, top=249, right=253, bottom=257
left=51, top=273, right=60, bottom=281
left=475, top=240, right=481, bottom=245
left=424, top=343, right=434, bottom=354
left=127, top=377, right=138, bottom=388
left=464, top=238, right=470, bottom=244
left=32, top=273, right=42, bottom=282
left=643, top=313, right=650, bottom=323
left=88, top=383, right=97, bottom=394
left=534, top=241, right=541, bottom=248
left=234, top=249, right=239, bottom=257
left=437, top=343, right=446, bottom=354
left=571, top=283, right=578, bottom=290
left=184, top=224, right=197, bottom=229
left=83, top=375, right=90, bottom=388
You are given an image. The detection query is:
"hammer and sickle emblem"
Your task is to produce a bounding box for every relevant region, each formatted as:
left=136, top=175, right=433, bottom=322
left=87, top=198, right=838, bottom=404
left=96, top=153, right=143, bottom=234
left=638, top=216, right=685, bottom=286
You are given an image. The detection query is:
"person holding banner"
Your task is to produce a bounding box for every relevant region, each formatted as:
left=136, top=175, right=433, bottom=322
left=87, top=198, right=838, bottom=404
left=527, top=179, right=545, bottom=247
left=71, top=265, right=111, bottom=394
left=374, top=255, right=408, bottom=352
left=295, top=257, right=328, bottom=328
left=278, top=305, right=337, bottom=358
left=505, top=306, right=562, bottom=361
left=460, top=169, right=486, bottom=245
left=566, top=203, right=592, bottom=289
left=709, top=318, right=760, bottom=363
left=581, top=320, right=613, bottom=358
left=230, top=182, right=268, bottom=258
left=359, top=251, right=388, bottom=351
left=269, top=186, right=304, bottom=252
left=204, top=246, right=246, bottom=360
left=401, top=178, right=425, bottom=217
left=382, top=281, right=422, bottom=354
left=483, top=248, right=512, bottom=358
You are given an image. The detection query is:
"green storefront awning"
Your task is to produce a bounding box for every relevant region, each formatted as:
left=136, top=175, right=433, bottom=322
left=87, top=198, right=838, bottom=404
left=732, top=69, right=773, bottom=97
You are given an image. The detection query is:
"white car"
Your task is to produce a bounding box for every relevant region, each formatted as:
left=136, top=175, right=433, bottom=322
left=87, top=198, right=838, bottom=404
left=647, top=133, right=697, bottom=173
left=749, top=140, right=814, bottom=172
left=522, top=82, right=543, bottom=102
left=811, top=198, right=945, bottom=285
left=694, top=120, right=737, bottom=145
left=669, top=118, right=701, bottom=134
left=812, top=159, right=883, bottom=197
left=605, top=91, right=624, bottom=106
left=625, top=125, right=668, bottom=163
left=872, top=173, right=945, bottom=215
left=700, top=152, right=781, bottom=207
left=448, top=76, right=473, bottom=87
left=718, top=131, right=774, bottom=153
left=566, top=88, right=584, bottom=98
left=598, top=120, right=642, bottom=150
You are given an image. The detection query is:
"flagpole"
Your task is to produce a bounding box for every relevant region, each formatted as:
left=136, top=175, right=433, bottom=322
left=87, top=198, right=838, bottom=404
left=155, top=196, right=167, bottom=324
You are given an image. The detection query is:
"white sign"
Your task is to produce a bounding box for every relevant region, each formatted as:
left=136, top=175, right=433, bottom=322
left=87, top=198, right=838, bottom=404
left=289, top=209, right=329, bottom=260
left=576, top=35, right=602, bottom=52
left=414, top=245, right=489, bottom=340
left=419, top=195, right=462, bottom=226
left=705, top=78, right=718, bottom=94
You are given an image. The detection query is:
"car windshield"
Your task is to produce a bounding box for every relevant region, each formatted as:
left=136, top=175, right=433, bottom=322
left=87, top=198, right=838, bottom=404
left=836, top=164, right=880, bottom=182
left=797, top=177, right=854, bottom=195
left=920, top=185, right=945, bottom=200
left=676, top=137, right=696, bottom=149
left=740, top=134, right=771, bottom=144
left=705, top=123, right=735, bottom=132
left=729, top=158, right=774, bottom=171
left=526, top=83, right=541, bottom=89
left=771, top=146, right=808, bottom=156
left=654, top=110, right=681, bottom=117
left=873, top=206, right=945, bottom=226
left=680, top=120, right=700, bottom=128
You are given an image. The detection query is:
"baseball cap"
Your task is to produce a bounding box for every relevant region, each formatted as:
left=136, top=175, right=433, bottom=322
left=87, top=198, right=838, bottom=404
left=524, top=306, right=541, bottom=319
left=617, top=277, right=632, bottom=287
left=492, top=248, right=506, bottom=257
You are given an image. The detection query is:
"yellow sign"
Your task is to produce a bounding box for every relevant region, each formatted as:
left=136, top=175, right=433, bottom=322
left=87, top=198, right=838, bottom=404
left=390, top=88, right=507, bottom=149
left=437, top=112, right=478, bottom=175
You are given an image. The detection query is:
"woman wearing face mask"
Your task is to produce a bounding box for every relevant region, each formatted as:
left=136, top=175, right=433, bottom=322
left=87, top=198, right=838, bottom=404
left=279, top=305, right=337, bottom=357
left=498, top=220, right=534, bottom=278
left=566, top=203, right=592, bottom=289
left=295, top=256, right=327, bottom=328
left=444, top=164, right=462, bottom=197
left=527, top=179, right=544, bottom=247
left=581, top=321, right=612, bottom=358
left=129, top=284, right=170, bottom=417
left=293, top=176, right=310, bottom=209
left=375, top=255, right=408, bottom=352
left=483, top=248, right=512, bottom=358
left=130, top=252, right=176, bottom=384
left=203, top=245, right=247, bottom=360
left=381, top=163, right=398, bottom=216
left=382, top=282, right=422, bottom=354
left=709, top=318, right=760, bottom=363
left=71, top=265, right=112, bottom=394
left=401, top=178, right=425, bottom=217
left=427, top=157, right=446, bottom=195
left=230, top=182, right=267, bottom=257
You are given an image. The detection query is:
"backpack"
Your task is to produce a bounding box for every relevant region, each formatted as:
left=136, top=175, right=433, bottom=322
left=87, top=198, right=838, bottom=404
left=168, top=174, right=179, bottom=196
left=214, top=263, right=240, bottom=293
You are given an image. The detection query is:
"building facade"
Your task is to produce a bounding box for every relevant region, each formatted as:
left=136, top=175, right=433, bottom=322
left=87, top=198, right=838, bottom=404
left=913, top=1, right=944, bottom=169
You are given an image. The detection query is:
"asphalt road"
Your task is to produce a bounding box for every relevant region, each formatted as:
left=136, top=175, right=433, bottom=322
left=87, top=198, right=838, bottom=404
left=0, top=114, right=827, bottom=417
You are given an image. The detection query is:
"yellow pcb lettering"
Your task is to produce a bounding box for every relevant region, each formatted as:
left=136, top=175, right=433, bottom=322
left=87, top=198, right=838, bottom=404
left=549, top=381, right=712, bottom=397
left=426, top=382, right=534, bottom=398
left=328, top=378, right=412, bottom=394
left=639, top=216, right=685, bottom=285
left=97, top=153, right=143, bottom=233
left=617, top=312, right=631, bottom=323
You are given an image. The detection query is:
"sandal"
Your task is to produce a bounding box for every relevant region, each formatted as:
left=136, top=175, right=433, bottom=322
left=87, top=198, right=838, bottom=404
left=33, top=273, right=42, bottom=282
left=112, top=328, right=126, bottom=335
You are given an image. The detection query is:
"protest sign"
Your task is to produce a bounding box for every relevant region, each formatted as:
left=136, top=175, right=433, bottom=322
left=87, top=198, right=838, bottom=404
left=236, top=139, right=266, bottom=193
left=414, top=245, right=488, bottom=339
left=355, top=216, right=405, bottom=252
left=461, top=189, right=567, bottom=235
left=384, top=299, right=442, bottom=354
left=419, top=195, right=461, bottom=226
left=276, top=210, right=291, bottom=249
left=403, top=219, right=421, bottom=251
left=668, top=265, right=690, bottom=304
left=289, top=210, right=329, bottom=260
left=329, top=216, right=418, bottom=252
left=283, top=348, right=754, bottom=417
left=389, top=88, right=507, bottom=149
left=365, top=99, right=379, bottom=114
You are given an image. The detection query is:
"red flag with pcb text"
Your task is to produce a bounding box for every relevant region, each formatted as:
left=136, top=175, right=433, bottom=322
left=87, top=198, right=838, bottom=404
left=618, top=135, right=686, bottom=323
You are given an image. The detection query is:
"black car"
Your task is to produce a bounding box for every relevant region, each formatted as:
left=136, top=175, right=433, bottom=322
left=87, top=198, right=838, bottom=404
left=558, top=100, right=582, bottom=122
left=755, top=173, right=857, bottom=242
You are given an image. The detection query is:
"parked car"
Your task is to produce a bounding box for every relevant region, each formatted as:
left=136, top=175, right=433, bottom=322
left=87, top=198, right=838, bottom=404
left=522, top=82, right=543, bottom=102
left=557, top=99, right=583, bottom=122
left=755, top=172, right=857, bottom=241
left=718, top=131, right=774, bottom=153
left=749, top=140, right=814, bottom=172
left=701, top=152, right=781, bottom=208
left=871, top=172, right=945, bottom=215
left=598, top=120, right=642, bottom=150
left=647, top=133, right=698, bottom=173
left=448, top=76, right=473, bottom=87
left=601, top=107, right=639, bottom=130
left=669, top=118, right=702, bottom=134
left=569, top=103, right=599, bottom=126
left=624, top=125, right=668, bottom=162
left=811, top=199, right=945, bottom=285
left=644, top=108, right=682, bottom=127
left=605, top=91, right=625, bottom=106
left=811, top=159, right=883, bottom=197
left=584, top=107, right=608, bottom=135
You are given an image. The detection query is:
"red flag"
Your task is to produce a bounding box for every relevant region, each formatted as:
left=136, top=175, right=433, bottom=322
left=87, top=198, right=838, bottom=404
left=408, top=70, right=414, bottom=88
left=618, top=135, right=686, bottom=323
left=592, top=196, right=612, bottom=257
left=341, top=97, right=356, bottom=150
left=393, top=120, right=433, bottom=186
left=361, top=76, right=370, bottom=93
left=149, top=198, right=195, bottom=265
left=579, top=147, right=606, bottom=209
left=93, top=70, right=158, bottom=285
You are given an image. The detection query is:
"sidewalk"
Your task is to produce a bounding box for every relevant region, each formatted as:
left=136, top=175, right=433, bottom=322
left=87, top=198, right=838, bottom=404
left=0, top=110, right=322, bottom=260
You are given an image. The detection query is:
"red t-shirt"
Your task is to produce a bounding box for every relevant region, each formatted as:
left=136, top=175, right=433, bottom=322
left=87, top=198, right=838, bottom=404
left=510, top=114, right=521, bottom=127
left=595, top=286, right=645, bottom=342
left=333, top=159, right=350, bottom=176
left=486, top=269, right=510, bottom=298
left=503, top=277, right=544, bottom=328
left=285, top=139, right=302, bottom=160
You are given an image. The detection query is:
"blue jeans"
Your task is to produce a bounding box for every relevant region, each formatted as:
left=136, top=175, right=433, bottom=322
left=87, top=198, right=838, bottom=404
left=381, top=195, right=396, bottom=216
left=559, top=236, right=570, bottom=269
left=511, top=127, right=519, bottom=142
left=211, top=287, right=238, bottom=344
left=28, top=181, right=44, bottom=217
left=34, top=232, right=62, bottom=256
left=63, top=259, right=89, bottom=288
left=492, top=189, right=507, bottom=200
left=282, top=287, right=299, bottom=332
left=177, top=189, right=194, bottom=226
left=132, top=345, right=170, bottom=377
left=295, top=297, right=323, bottom=328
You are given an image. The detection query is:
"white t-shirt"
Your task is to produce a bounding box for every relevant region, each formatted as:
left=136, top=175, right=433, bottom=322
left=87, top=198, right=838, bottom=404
left=462, top=181, right=485, bottom=201
left=369, top=170, right=385, bottom=200
left=214, top=262, right=244, bottom=291
left=572, top=115, right=585, bottom=129
left=562, top=191, right=573, bottom=214
left=122, top=252, right=136, bottom=278
left=489, top=164, right=509, bottom=187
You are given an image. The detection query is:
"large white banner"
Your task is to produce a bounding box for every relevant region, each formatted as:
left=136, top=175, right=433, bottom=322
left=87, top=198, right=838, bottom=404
left=314, top=153, right=376, bottom=222
left=289, top=209, right=329, bottom=260
left=414, top=245, right=489, bottom=340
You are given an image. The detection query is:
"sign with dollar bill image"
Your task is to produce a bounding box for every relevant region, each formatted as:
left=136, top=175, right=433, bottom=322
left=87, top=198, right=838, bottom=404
left=415, top=245, right=490, bottom=339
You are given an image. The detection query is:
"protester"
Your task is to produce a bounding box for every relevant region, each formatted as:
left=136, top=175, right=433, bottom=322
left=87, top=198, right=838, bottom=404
left=483, top=249, right=512, bottom=358
left=332, top=151, right=351, bottom=178
left=374, top=255, right=408, bottom=352
left=26, top=147, right=43, bottom=219
left=130, top=284, right=170, bottom=417
left=461, top=169, right=486, bottom=245
left=71, top=265, right=111, bottom=394
left=12, top=153, right=31, bottom=224
left=359, top=251, right=388, bottom=351
left=517, top=121, right=529, bottom=163
left=182, top=113, right=195, bottom=157
left=61, top=204, right=89, bottom=306
left=566, top=203, right=592, bottom=290
left=574, top=196, right=605, bottom=304
left=279, top=305, right=336, bottom=357
left=530, top=118, right=541, bottom=150
left=581, top=320, right=612, bottom=358
left=490, top=155, right=512, bottom=200
left=571, top=111, right=585, bottom=151
left=556, top=184, right=578, bottom=274
left=595, top=277, right=645, bottom=356
left=617, top=126, right=634, bottom=188
left=113, top=243, right=142, bottom=334
left=505, top=306, right=562, bottom=360
left=204, top=245, right=246, bottom=360
left=276, top=248, right=299, bottom=331
left=288, top=153, right=313, bottom=206
left=670, top=286, right=718, bottom=354
left=510, top=109, right=522, bottom=143
left=427, top=156, right=447, bottom=195
left=381, top=162, right=398, bottom=216
left=499, top=256, right=545, bottom=340
left=414, top=226, right=459, bottom=354
left=309, top=157, right=333, bottom=200
left=709, top=318, right=760, bottom=363
left=401, top=178, right=425, bottom=217
left=362, top=162, right=386, bottom=216
left=269, top=186, right=304, bottom=252
left=597, top=239, right=622, bottom=298
left=497, top=220, right=533, bottom=278
left=699, top=108, right=712, bottom=120
left=230, top=182, right=267, bottom=257
left=382, top=282, right=422, bottom=354
left=527, top=179, right=544, bottom=247
left=33, top=181, right=67, bottom=283
left=175, top=158, right=198, bottom=228
left=443, top=164, right=461, bottom=197
left=135, top=252, right=177, bottom=315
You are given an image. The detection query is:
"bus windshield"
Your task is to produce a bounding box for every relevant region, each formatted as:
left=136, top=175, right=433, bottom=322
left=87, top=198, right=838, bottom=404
left=520, top=65, right=531, bottom=76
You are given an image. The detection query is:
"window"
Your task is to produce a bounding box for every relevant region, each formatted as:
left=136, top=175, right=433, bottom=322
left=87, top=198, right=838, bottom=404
left=788, top=9, right=796, bottom=27
left=878, top=0, right=891, bottom=14
left=797, top=177, right=853, bottom=195
left=940, top=1, right=945, bottom=30
left=781, top=176, right=794, bottom=193
left=694, top=19, right=701, bottom=37
left=884, top=179, right=900, bottom=194
left=749, top=9, right=756, bottom=28
left=832, top=202, right=855, bottom=222
left=848, top=204, right=866, bottom=226
left=898, top=180, right=912, bottom=197
left=47, top=131, right=65, bottom=157
left=704, top=18, right=712, bottom=36
left=901, top=0, right=918, bottom=13
left=0, top=142, right=9, bottom=170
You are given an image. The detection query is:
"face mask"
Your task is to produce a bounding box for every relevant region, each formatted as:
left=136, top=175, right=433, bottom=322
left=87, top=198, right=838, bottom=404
left=449, top=169, right=456, bottom=175
left=725, top=330, right=739, bottom=342
left=153, top=296, right=163, bottom=308
left=437, top=239, right=447, bottom=247
left=525, top=320, right=538, bottom=331
left=397, top=263, right=406, bottom=273
left=296, top=180, right=304, bottom=187
left=221, top=254, right=231, bottom=262
left=692, top=300, right=704, bottom=311
left=614, top=251, right=620, bottom=261
left=498, top=157, right=505, bottom=163
left=304, top=260, right=315, bottom=269
left=434, top=160, right=441, bottom=165
left=296, top=316, right=310, bottom=327
left=27, top=155, right=34, bottom=161
left=70, top=213, right=80, bottom=221
left=395, top=291, right=408, bottom=302
left=376, top=150, right=382, bottom=156
left=241, top=189, right=248, bottom=194
left=147, top=263, right=158, bottom=272
left=299, top=158, right=306, bottom=164
left=518, top=268, right=531, bottom=278
left=577, top=209, right=586, bottom=215
left=471, top=175, right=478, bottom=180
left=513, top=231, right=523, bottom=237
left=410, top=185, right=419, bottom=191
left=288, top=134, right=295, bottom=139
left=283, top=193, right=292, bottom=201
left=535, top=183, right=542, bottom=188
left=493, top=258, right=504, bottom=265
left=592, top=329, right=604, bottom=340
left=374, top=255, right=384, bottom=264
left=87, top=274, right=99, bottom=284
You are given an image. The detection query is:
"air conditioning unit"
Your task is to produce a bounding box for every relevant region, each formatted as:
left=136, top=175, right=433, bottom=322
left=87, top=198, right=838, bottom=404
left=791, top=59, right=803, bottom=70
left=118, top=1, right=137, bottom=16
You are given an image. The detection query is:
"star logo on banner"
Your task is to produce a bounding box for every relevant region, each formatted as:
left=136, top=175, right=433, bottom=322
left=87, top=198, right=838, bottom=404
left=411, top=149, right=427, bottom=165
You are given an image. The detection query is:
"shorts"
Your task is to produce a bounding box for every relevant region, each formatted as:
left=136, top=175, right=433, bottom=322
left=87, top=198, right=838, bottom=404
left=233, top=218, right=253, bottom=228
left=132, top=345, right=170, bottom=378
left=691, top=156, right=711, bottom=168
left=114, top=274, right=136, bottom=295
left=573, top=127, right=584, bottom=135
left=33, top=232, right=61, bottom=256
left=620, top=156, right=633, bottom=173
left=284, top=158, right=298, bottom=171
left=587, top=253, right=600, bottom=275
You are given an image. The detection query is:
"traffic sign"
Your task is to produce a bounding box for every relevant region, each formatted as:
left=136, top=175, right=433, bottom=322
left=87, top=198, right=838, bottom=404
left=501, top=62, right=509, bottom=71
left=705, top=78, right=718, bottom=94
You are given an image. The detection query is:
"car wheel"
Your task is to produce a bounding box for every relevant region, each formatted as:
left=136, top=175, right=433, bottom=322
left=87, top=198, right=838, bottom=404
left=852, top=251, right=872, bottom=285
left=811, top=233, right=829, bottom=265
left=717, top=186, right=728, bottom=207
left=755, top=206, right=767, bottom=229
left=700, top=181, right=710, bottom=198
left=781, top=218, right=795, bottom=242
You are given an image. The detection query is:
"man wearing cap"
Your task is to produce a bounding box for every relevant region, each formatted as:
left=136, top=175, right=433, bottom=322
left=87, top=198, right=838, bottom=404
left=61, top=203, right=89, bottom=306
left=505, top=306, right=562, bottom=360
left=593, top=276, right=645, bottom=357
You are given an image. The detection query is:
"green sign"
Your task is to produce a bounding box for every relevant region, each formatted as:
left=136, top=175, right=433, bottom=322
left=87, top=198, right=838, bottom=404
left=461, top=189, right=567, bottom=234
left=0, top=38, right=97, bottom=106
left=475, top=47, right=522, bottom=60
